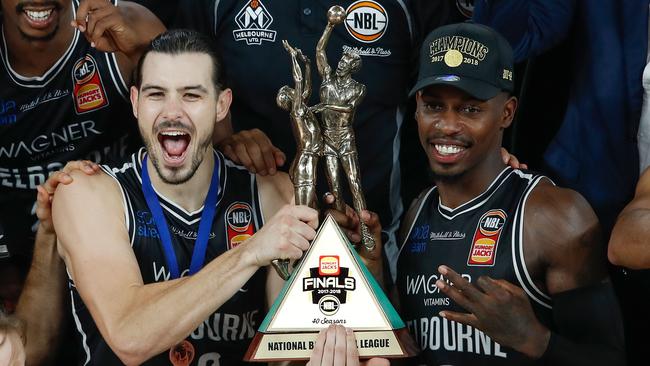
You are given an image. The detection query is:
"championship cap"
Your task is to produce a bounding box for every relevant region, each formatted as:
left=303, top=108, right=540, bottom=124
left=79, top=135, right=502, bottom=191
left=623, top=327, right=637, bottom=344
left=409, top=22, right=514, bottom=100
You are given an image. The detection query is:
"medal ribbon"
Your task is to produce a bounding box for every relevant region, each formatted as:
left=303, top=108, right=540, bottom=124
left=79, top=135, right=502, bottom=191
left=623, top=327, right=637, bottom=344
left=142, top=154, right=220, bottom=279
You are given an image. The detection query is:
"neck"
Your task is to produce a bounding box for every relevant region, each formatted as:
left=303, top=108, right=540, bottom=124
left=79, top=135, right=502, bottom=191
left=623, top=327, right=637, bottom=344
left=435, top=151, right=507, bottom=209
left=2, top=9, right=75, bottom=77
left=147, top=151, right=216, bottom=212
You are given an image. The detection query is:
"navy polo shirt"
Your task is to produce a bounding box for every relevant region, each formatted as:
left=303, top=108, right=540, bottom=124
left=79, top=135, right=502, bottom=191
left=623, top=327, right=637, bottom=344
left=176, top=0, right=414, bottom=273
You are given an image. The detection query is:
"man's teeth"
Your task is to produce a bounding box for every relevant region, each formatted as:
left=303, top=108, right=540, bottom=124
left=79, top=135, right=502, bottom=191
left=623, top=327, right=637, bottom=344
left=25, top=9, right=53, bottom=21
left=160, top=131, right=187, bottom=137
left=435, top=144, right=464, bottom=155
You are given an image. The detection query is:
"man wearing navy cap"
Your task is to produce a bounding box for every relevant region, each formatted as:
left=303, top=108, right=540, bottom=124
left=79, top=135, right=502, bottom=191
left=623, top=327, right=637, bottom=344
left=389, top=23, right=626, bottom=365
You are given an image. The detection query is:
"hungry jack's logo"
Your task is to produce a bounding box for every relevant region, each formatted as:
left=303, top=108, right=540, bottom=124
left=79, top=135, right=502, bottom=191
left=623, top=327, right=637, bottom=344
left=467, top=209, right=506, bottom=266
left=72, top=55, right=108, bottom=114
left=303, top=256, right=356, bottom=316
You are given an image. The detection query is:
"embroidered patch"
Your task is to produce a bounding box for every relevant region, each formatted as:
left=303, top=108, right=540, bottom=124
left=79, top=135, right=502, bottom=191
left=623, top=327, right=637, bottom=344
left=344, top=0, right=388, bottom=44
left=72, top=55, right=108, bottom=114
left=232, top=0, right=277, bottom=45
left=467, top=209, right=506, bottom=266
left=225, top=202, right=254, bottom=250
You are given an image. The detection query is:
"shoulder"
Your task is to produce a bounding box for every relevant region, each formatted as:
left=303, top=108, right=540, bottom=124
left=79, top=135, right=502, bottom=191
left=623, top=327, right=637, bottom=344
left=398, top=186, right=435, bottom=245
left=525, top=179, right=599, bottom=240
left=524, top=179, right=607, bottom=292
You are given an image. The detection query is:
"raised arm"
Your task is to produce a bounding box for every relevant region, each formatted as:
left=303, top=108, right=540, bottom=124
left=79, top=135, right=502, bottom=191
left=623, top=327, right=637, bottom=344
left=316, top=23, right=335, bottom=78
left=608, top=167, right=650, bottom=268
left=53, top=170, right=314, bottom=365
left=72, top=0, right=165, bottom=84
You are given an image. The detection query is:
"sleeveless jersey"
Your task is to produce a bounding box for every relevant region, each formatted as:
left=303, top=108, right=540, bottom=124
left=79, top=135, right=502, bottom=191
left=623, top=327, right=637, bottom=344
left=0, top=0, right=140, bottom=259
left=396, top=167, right=554, bottom=366
left=69, top=148, right=267, bottom=366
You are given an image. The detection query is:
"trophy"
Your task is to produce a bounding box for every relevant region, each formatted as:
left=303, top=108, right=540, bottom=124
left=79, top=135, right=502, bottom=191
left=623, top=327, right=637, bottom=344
left=245, top=6, right=418, bottom=361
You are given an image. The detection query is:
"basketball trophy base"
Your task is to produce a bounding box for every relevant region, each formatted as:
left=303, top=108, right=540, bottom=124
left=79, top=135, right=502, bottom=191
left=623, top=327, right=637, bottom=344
left=244, top=215, right=418, bottom=362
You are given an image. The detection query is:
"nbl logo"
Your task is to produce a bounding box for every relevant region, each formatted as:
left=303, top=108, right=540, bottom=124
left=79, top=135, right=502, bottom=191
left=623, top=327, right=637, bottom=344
left=344, top=0, right=388, bottom=43
left=303, top=256, right=356, bottom=316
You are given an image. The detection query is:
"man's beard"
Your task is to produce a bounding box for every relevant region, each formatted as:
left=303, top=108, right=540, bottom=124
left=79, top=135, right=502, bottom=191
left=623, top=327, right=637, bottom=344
left=142, top=125, right=213, bottom=185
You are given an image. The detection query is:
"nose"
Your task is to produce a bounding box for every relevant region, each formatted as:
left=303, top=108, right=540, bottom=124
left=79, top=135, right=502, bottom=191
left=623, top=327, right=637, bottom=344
left=160, top=95, right=183, bottom=121
left=433, top=110, right=462, bottom=136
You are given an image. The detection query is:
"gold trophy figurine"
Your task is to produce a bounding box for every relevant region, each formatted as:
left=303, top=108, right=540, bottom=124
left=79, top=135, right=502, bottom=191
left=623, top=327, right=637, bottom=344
left=311, top=5, right=376, bottom=252
left=273, top=40, right=323, bottom=279
left=244, top=7, right=418, bottom=361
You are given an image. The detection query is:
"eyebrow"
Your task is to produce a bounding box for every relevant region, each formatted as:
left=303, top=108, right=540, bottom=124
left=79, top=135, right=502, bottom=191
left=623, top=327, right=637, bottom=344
left=140, top=84, right=210, bottom=94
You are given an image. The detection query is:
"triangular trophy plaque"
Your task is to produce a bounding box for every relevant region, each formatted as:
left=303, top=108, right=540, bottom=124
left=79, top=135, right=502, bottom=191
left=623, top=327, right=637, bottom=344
left=244, top=215, right=418, bottom=361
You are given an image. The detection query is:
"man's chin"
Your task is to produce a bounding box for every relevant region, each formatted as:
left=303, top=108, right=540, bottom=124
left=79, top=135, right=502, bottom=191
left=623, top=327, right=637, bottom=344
left=19, top=25, right=59, bottom=42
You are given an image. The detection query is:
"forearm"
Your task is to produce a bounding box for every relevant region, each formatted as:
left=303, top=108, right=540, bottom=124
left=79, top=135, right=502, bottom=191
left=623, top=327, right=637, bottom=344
left=608, top=208, right=650, bottom=268
left=15, top=227, right=66, bottom=366
left=316, top=24, right=334, bottom=74
left=539, top=282, right=625, bottom=365
left=102, top=242, right=260, bottom=364
left=119, top=1, right=165, bottom=63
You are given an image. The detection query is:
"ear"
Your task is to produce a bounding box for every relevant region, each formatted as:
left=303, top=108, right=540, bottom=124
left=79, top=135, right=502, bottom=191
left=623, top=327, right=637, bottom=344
left=500, top=95, right=518, bottom=129
left=215, top=88, right=233, bottom=122
left=130, top=86, right=139, bottom=119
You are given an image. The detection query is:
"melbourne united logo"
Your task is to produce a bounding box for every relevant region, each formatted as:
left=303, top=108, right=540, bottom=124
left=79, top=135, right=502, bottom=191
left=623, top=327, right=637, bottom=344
left=303, top=256, right=356, bottom=316
left=467, top=209, right=507, bottom=266
left=225, top=202, right=255, bottom=250
left=71, top=55, right=108, bottom=114
left=232, top=0, right=277, bottom=45
left=344, top=0, right=388, bottom=43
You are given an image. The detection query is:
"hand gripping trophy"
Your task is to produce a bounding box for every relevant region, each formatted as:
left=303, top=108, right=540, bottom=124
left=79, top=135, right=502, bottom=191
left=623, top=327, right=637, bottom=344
left=272, top=6, right=375, bottom=280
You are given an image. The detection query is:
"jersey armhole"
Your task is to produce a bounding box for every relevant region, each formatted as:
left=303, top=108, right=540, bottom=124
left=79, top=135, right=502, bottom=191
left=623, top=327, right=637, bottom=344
left=511, top=175, right=553, bottom=309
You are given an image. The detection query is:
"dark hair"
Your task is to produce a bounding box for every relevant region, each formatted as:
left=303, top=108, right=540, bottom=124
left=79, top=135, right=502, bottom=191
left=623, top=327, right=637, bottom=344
left=134, top=29, right=225, bottom=91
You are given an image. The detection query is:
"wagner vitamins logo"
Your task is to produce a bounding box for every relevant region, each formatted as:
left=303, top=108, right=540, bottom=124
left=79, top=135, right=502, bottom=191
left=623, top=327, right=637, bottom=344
left=344, top=1, right=388, bottom=43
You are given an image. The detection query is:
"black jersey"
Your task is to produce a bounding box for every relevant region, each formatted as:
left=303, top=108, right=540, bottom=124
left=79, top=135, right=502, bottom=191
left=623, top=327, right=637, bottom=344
left=396, top=168, right=554, bottom=366
left=69, top=148, right=267, bottom=366
left=0, top=0, right=140, bottom=259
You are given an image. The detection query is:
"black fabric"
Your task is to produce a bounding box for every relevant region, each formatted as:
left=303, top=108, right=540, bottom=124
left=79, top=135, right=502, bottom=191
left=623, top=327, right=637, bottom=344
left=540, top=282, right=626, bottom=366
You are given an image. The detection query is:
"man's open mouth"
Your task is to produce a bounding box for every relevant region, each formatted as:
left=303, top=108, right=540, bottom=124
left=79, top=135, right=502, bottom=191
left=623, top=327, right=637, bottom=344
left=158, top=130, right=191, bottom=164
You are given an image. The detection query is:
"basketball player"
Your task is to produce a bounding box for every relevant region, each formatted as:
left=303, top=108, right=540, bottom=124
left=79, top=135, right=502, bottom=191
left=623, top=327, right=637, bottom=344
left=332, top=23, right=625, bottom=365
left=51, top=29, right=318, bottom=365
left=394, top=23, right=626, bottom=365
left=608, top=167, right=650, bottom=269
left=277, top=39, right=322, bottom=209
left=0, top=0, right=164, bottom=307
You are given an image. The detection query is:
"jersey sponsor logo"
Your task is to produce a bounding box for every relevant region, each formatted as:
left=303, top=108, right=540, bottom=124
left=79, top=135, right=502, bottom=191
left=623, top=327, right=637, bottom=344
left=18, top=89, right=70, bottom=113
left=406, top=316, right=508, bottom=358
left=169, top=340, right=195, bottom=366
left=303, top=256, right=356, bottom=316
left=467, top=209, right=507, bottom=266
left=225, top=202, right=254, bottom=250
left=0, top=99, right=17, bottom=126
left=344, top=0, right=388, bottom=44
left=232, top=0, right=277, bottom=45
left=72, top=55, right=108, bottom=114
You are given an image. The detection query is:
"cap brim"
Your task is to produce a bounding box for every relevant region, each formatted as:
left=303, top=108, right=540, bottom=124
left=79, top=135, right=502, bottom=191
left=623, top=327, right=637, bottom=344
left=408, top=75, right=502, bottom=100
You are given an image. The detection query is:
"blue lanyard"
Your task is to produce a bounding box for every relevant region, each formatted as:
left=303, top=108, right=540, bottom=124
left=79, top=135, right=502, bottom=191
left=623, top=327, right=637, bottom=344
left=141, top=154, right=220, bottom=279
